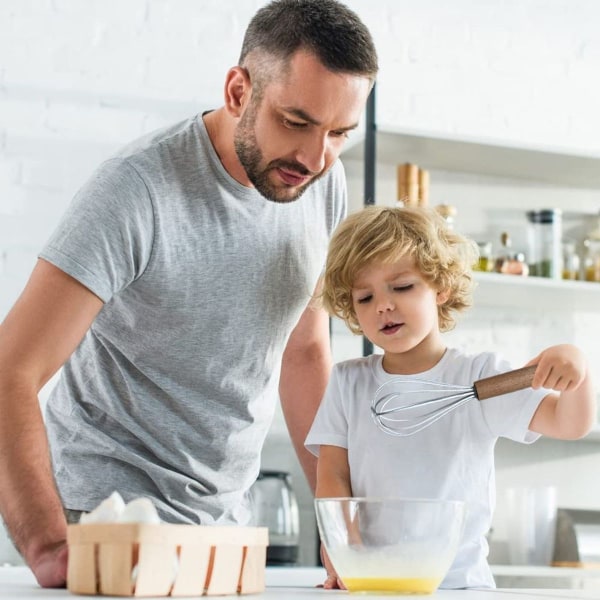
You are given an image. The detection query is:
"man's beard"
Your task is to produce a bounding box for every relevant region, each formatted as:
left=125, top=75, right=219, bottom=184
left=234, top=106, right=323, bottom=204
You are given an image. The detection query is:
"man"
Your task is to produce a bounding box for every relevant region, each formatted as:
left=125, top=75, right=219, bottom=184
left=0, top=0, right=377, bottom=588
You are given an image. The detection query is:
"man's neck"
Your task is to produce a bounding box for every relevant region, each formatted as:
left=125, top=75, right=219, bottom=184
left=202, top=109, right=251, bottom=187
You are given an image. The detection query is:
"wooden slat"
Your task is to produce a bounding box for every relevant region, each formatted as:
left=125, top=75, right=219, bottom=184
left=205, top=545, right=243, bottom=596
left=133, top=543, right=178, bottom=597
left=239, top=545, right=267, bottom=594
left=66, top=542, right=97, bottom=594
left=98, top=543, right=133, bottom=596
left=169, top=544, right=211, bottom=597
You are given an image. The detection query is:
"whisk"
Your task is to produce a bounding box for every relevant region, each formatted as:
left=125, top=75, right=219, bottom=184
left=371, top=365, right=537, bottom=436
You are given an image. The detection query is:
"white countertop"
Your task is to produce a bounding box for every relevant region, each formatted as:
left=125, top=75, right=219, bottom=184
left=1, top=566, right=599, bottom=599
left=491, top=564, right=600, bottom=579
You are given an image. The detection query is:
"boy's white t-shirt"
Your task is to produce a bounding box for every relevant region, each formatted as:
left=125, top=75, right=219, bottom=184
left=305, top=348, right=548, bottom=589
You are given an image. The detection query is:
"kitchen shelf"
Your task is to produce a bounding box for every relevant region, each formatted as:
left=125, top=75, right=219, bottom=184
left=342, top=124, right=600, bottom=188
left=472, top=272, right=600, bottom=312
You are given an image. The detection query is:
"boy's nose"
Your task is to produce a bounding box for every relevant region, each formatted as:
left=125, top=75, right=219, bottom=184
left=376, top=295, right=395, bottom=313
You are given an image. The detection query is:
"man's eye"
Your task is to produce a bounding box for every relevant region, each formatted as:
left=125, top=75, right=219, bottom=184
left=283, top=118, right=307, bottom=129
left=331, top=130, right=349, bottom=139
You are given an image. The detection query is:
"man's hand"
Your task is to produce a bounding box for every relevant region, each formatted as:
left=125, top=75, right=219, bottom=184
left=29, top=540, right=68, bottom=588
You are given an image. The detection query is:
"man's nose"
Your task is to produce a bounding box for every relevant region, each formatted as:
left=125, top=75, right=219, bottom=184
left=296, top=133, right=328, bottom=174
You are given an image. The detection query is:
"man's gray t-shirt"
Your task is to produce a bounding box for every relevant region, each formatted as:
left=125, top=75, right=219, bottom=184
left=40, top=114, right=346, bottom=524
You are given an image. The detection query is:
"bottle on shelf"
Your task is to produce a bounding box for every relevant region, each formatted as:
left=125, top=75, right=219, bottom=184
left=418, top=168, right=429, bottom=207
left=561, top=240, right=581, bottom=281
left=494, top=232, right=528, bottom=276
left=473, top=241, right=493, bottom=272
left=435, top=204, right=457, bottom=230
left=583, top=211, right=600, bottom=283
left=397, top=163, right=418, bottom=206
left=397, top=163, right=430, bottom=207
left=526, top=209, right=562, bottom=279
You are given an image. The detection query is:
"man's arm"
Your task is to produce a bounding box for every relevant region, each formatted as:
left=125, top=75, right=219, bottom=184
left=0, top=259, right=104, bottom=587
left=279, top=289, right=332, bottom=494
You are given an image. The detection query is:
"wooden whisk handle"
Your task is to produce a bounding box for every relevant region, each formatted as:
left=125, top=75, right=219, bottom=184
left=473, top=365, right=537, bottom=401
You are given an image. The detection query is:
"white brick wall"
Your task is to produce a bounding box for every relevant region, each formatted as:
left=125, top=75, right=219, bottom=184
left=1, top=0, right=600, bottom=567
left=3, top=0, right=600, bottom=308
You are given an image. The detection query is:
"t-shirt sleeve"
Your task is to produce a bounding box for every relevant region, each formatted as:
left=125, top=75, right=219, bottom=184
left=477, top=354, right=547, bottom=443
left=305, top=366, right=349, bottom=457
left=39, top=158, right=155, bottom=303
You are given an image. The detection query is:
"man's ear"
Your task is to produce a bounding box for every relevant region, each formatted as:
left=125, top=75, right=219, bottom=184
left=224, top=66, right=252, bottom=118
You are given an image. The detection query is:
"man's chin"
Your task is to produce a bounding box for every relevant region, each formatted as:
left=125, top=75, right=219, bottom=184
left=258, top=183, right=308, bottom=204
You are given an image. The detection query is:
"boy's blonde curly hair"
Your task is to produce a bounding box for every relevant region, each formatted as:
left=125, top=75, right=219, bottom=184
left=321, top=205, right=478, bottom=334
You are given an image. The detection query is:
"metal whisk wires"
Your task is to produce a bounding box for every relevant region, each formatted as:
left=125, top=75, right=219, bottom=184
left=371, top=365, right=537, bottom=437
left=372, top=378, right=477, bottom=436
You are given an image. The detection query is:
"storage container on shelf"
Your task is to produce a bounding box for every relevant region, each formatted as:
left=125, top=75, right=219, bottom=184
left=561, top=240, right=581, bottom=281
left=526, top=209, right=562, bottom=279
left=583, top=212, right=600, bottom=283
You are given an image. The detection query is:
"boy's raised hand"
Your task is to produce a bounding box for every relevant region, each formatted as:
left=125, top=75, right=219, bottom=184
left=525, top=344, right=587, bottom=392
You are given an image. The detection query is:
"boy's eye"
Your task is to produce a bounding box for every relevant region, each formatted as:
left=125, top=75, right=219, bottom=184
left=393, top=284, right=414, bottom=292
left=356, top=294, right=372, bottom=304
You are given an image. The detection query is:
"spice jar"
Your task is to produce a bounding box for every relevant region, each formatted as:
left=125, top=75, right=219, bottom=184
left=435, top=204, right=457, bottom=230
left=561, top=240, right=580, bottom=280
left=584, top=239, right=600, bottom=282
left=494, top=232, right=529, bottom=276
left=583, top=212, right=600, bottom=283
left=474, top=241, right=493, bottom=272
left=526, top=209, right=562, bottom=279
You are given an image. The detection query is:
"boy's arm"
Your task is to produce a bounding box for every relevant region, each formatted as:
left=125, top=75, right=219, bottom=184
left=527, top=344, right=596, bottom=439
left=315, top=445, right=352, bottom=498
left=315, top=445, right=351, bottom=590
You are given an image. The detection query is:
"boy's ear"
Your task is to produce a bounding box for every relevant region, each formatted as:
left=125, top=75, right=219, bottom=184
left=224, top=66, right=252, bottom=118
left=436, top=289, right=450, bottom=305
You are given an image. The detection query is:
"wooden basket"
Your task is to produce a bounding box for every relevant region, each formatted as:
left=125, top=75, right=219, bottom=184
left=67, top=523, right=269, bottom=597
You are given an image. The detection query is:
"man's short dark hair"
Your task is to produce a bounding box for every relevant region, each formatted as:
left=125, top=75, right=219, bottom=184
left=239, top=0, right=378, bottom=81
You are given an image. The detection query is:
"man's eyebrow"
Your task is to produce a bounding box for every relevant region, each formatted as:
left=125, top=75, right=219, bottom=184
left=282, top=107, right=359, bottom=132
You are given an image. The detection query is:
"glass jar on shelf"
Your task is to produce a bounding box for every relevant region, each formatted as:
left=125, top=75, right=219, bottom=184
left=583, top=239, right=600, bottom=282
left=435, top=204, right=457, bottom=230
left=474, top=241, right=493, bottom=272
left=494, top=232, right=528, bottom=276
left=526, top=209, right=562, bottom=279
left=561, top=240, right=581, bottom=280
left=582, top=211, right=600, bottom=283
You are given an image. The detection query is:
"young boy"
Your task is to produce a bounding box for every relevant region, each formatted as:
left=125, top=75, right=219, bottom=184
left=305, top=205, right=595, bottom=589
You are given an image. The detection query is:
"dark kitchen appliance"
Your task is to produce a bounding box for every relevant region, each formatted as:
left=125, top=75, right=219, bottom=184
left=553, top=508, right=600, bottom=566
left=250, top=470, right=300, bottom=565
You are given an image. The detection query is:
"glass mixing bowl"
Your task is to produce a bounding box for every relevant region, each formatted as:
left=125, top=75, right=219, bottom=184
left=315, top=497, right=466, bottom=595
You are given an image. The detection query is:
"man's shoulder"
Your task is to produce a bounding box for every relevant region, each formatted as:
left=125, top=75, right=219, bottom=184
left=114, top=115, right=201, bottom=163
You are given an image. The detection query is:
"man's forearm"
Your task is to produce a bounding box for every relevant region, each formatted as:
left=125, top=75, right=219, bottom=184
left=0, top=383, right=67, bottom=567
left=279, top=345, right=331, bottom=494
